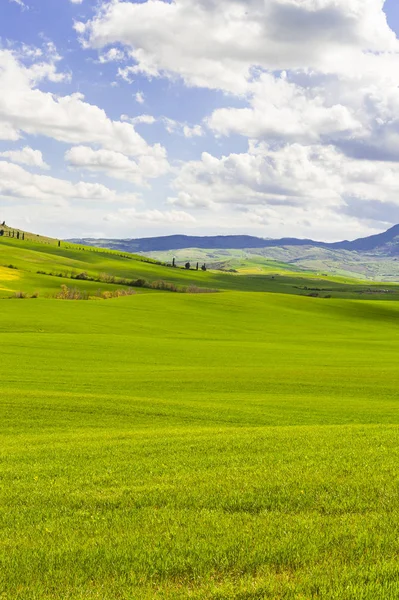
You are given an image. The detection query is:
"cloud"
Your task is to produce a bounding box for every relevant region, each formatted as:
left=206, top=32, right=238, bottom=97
left=70, top=0, right=83, bottom=4
left=0, top=47, right=169, bottom=184
left=98, top=47, right=125, bottom=63
left=163, top=118, right=204, bottom=138
left=135, top=92, right=145, bottom=104
left=65, top=145, right=169, bottom=185
left=76, top=0, right=399, bottom=190
left=207, top=72, right=362, bottom=144
left=121, top=114, right=156, bottom=125
left=168, top=141, right=399, bottom=230
left=77, top=0, right=399, bottom=94
left=0, top=146, right=49, bottom=169
left=0, top=160, right=140, bottom=204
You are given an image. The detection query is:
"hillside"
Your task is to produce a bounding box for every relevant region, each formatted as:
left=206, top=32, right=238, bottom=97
left=145, top=246, right=399, bottom=282
left=4, top=225, right=399, bottom=299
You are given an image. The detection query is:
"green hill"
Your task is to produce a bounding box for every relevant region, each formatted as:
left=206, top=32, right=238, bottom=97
left=2, top=226, right=399, bottom=300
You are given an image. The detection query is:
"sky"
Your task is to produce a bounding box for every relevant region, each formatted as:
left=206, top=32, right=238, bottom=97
left=1, top=0, right=399, bottom=241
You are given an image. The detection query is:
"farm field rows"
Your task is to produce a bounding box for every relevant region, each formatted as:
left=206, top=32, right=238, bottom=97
left=2, top=290, right=399, bottom=598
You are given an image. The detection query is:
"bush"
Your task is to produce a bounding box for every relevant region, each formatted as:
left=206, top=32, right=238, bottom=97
left=130, top=278, right=146, bottom=288
left=55, top=285, right=89, bottom=300
left=150, top=280, right=178, bottom=292
left=75, top=272, right=89, bottom=280
left=96, top=288, right=137, bottom=300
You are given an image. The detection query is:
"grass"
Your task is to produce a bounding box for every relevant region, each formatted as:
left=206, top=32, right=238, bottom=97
left=2, top=289, right=399, bottom=598
left=3, top=229, right=399, bottom=299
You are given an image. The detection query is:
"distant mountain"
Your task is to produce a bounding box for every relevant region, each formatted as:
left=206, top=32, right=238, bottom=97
left=332, top=224, right=399, bottom=253
left=69, top=224, right=399, bottom=256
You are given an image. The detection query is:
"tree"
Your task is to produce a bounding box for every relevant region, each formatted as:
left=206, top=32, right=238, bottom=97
left=185, top=262, right=191, bottom=270
left=201, top=264, right=207, bottom=271
left=196, top=262, right=199, bottom=270
left=58, top=240, right=61, bottom=248
left=172, top=257, right=176, bottom=267
left=16, top=232, right=20, bottom=240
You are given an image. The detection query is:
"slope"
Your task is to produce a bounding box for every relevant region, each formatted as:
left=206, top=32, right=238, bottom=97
left=3, top=226, right=399, bottom=299
left=2, top=292, right=399, bottom=598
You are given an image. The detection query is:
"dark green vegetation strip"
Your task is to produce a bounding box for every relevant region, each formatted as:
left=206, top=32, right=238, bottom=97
left=2, top=292, right=399, bottom=598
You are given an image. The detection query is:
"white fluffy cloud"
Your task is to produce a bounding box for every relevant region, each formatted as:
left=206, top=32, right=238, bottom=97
left=0, top=161, right=139, bottom=204
left=168, top=141, right=399, bottom=231
left=0, top=146, right=49, bottom=169
left=72, top=0, right=399, bottom=237
left=65, top=145, right=169, bottom=185
left=98, top=47, right=125, bottom=63
left=0, top=48, right=168, bottom=173
left=77, top=0, right=399, bottom=93
left=207, top=72, right=362, bottom=144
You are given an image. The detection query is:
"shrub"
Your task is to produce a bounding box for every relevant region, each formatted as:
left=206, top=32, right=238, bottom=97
left=131, top=278, right=147, bottom=288
left=96, top=288, right=137, bottom=299
left=150, top=280, right=178, bottom=292
left=75, top=272, right=89, bottom=280
left=55, top=285, right=89, bottom=300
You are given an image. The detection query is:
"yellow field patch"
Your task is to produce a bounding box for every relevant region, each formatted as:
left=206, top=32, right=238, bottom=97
left=0, top=266, right=20, bottom=282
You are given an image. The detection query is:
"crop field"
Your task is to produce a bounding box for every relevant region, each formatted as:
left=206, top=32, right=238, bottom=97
left=2, top=233, right=399, bottom=598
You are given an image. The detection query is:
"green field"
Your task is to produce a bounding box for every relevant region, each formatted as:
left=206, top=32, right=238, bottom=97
left=2, top=231, right=399, bottom=598
left=2, top=231, right=399, bottom=300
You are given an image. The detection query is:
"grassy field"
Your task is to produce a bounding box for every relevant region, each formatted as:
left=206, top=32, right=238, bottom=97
left=2, top=290, right=399, bottom=598
left=3, top=230, right=399, bottom=299
left=3, top=230, right=399, bottom=598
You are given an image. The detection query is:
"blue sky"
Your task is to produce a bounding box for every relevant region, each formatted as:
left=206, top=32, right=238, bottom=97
left=1, top=0, right=399, bottom=241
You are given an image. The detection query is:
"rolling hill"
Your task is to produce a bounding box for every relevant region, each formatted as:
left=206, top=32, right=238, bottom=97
left=3, top=224, right=399, bottom=299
